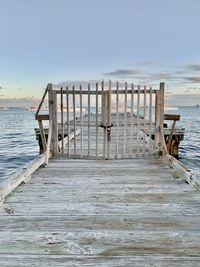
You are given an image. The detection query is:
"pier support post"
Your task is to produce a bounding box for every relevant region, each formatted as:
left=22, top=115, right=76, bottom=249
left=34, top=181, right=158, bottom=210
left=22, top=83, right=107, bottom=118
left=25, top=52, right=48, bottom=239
left=48, top=83, right=58, bottom=157
left=155, top=82, right=165, bottom=153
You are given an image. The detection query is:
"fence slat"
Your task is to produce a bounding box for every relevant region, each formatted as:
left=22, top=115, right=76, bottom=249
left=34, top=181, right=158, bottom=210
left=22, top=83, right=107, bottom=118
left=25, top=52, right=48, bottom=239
left=80, top=85, right=83, bottom=158
left=88, top=83, right=91, bottom=157
left=143, top=86, right=147, bottom=155
left=136, top=85, right=140, bottom=155
left=130, top=83, right=134, bottom=155
left=60, top=87, right=64, bottom=156
left=116, top=81, right=119, bottom=158
left=123, top=82, right=128, bottom=157
left=101, top=81, right=106, bottom=160
left=107, top=80, right=111, bottom=160
left=149, top=87, right=153, bottom=151
left=72, top=86, right=76, bottom=155
left=66, top=87, right=70, bottom=157
left=96, top=82, right=99, bottom=159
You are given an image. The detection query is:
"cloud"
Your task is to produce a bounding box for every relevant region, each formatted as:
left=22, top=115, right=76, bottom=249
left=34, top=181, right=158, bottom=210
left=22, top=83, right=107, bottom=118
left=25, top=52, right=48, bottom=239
left=151, top=72, right=174, bottom=80
left=187, top=64, right=200, bottom=71
left=0, top=94, right=4, bottom=97
left=104, top=69, right=141, bottom=77
left=185, top=76, right=200, bottom=83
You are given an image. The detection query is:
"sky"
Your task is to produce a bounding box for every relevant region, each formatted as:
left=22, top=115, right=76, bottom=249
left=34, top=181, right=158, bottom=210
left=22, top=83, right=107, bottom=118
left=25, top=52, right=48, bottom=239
left=0, top=0, right=200, bottom=105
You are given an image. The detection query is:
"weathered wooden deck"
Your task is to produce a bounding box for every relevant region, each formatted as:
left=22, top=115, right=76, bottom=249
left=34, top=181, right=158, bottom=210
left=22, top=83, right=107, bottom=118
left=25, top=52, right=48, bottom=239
left=0, top=82, right=199, bottom=266
left=0, top=157, right=200, bottom=266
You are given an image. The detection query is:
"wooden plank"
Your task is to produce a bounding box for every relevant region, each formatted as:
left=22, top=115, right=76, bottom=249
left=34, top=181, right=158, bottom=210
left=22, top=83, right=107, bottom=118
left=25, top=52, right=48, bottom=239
left=38, top=120, right=46, bottom=153
left=96, top=82, right=99, bottom=159
left=123, top=82, right=127, bottom=156
left=143, top=86, right=147, bottom=155
left=35, top=85, right=48, bottom=117
left=136, top=85, right=140, bottom=155
left=72, top=85, right=76, bottom=155
left=45, top=119, right=52, bottom=164
left=0, top=153, right=47, bottom=206
left=80, top=85, right=83, bottom=158
left=130, top=83, right=134, bottom=155
left=1, top=214, right=200, bottom=232
left=159, top=82, right=165, bottom=150
left=155, top=89, right=160, bottom=149
left=88, top=83, right=91, bottom=157
left=35, top=114, right=49, bottom=121
left=164, top=114, right=180, bottom=121
left=0, top=230, right=199, bottom=256
left=116, top=81, right=119, bottom=158
left=66, top=87, right=70, bottom=157
left=149, top=87, right=153, bottom=151
left=48, top=84, right=58, bottom=157
left=107, top=80, right=111, bottom=160
left=0, top=255, right=199, bottom=267
left=60, top=87, right=64, bottom=156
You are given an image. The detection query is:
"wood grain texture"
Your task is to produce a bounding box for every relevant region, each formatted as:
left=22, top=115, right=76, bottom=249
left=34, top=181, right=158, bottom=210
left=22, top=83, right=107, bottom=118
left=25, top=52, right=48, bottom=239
left=0, top=158, right=199, bottom=266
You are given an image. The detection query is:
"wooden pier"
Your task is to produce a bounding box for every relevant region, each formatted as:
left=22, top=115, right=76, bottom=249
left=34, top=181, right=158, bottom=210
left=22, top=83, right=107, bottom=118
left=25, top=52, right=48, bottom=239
left=0, top=82, right=199, bottom=266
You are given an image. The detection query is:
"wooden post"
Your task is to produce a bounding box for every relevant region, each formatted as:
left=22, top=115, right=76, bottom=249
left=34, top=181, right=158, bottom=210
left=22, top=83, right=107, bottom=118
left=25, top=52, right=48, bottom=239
left=155, top=90, right=160, bottom=149
left=48, top=83, right=58, bottom=157
left=116, top=81, right=119, bottom=158
left=60, top=87, right=64, bottom=156
left=149, top=87, right=153, bottom=151
left=38, top=120, right=46, bottom=153
left=72, top=86, right=76, bottom=155
left=155, top=82, right=165, bottom=152
left=130, top=83, right=134, bottom=155
left=102, top=88, right=111, bottom=160
left=159, top=82, right=165, bottom=151
left=66, top=87, right=70, bottom=157
left=80, top=85, right=83, bottom=158
left=96, top=82, right=99, bottom=159
left=123, top=82, right=128, bottom=157
left=136, top=85, right=140, bottom=155
left=143, top=86, right=147, bottom=155
left=88, top=83, right=91, bottom=158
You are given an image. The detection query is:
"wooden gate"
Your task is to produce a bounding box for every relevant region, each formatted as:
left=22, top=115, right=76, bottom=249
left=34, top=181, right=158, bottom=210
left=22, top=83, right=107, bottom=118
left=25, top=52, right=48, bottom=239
left=35, top=81, right=165, bottom=160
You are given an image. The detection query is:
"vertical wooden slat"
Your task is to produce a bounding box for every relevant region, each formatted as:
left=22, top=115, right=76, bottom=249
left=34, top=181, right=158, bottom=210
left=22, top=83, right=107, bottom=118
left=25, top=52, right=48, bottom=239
left=96, top=82, right=99, bottom=159
left=72, top=85, right=76, bottom=155
left=136, top=85, right=140, bottom=155
left=123, top=82, right=128, bottom=157
left=88, top=83, right=91, bottom=158
left=66, top=86, right=70, bottom=157
left=130, top=83, right=134, bottom=155
left=102, top=81, right=106, bottom=160
left=60, top=87, right=64, bottom=156
left=149, top=87, right=153, bottom=151
left=80, top=85, right=83, bottom=158
left=155, top=89, right=160, bottom=149
left=143, top=86, right=147, bottom=155
left=159, top=82, right=165, bottom=151
left=48, top=84, right=58, bottom=157
left=45, top=119, right=52, bottom=165
left=107, top=80, right=111, bottom=160
left=116, top=81, right=119, bottom=159
left=38, top=120, right=46, bottom=154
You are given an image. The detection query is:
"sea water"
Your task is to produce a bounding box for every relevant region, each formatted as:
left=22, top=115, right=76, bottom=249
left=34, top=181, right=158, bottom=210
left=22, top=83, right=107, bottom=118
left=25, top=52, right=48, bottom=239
left=0, top=107, right=199, bottom=183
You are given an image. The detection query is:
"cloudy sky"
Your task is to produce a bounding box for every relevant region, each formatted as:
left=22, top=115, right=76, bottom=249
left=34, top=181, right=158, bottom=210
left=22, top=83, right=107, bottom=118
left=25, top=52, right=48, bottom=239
left=0, top=0, right=200, bottom=105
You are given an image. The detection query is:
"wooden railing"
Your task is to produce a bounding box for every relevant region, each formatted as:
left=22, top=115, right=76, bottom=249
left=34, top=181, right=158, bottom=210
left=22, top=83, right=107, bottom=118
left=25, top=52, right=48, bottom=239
left=35, top=81, right=165, bottom=160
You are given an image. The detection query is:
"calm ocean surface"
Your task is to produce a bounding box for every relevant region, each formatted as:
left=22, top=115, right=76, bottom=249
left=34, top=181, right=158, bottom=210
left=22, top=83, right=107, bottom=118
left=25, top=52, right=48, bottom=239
left=0, top=107, right=199, bottom=183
